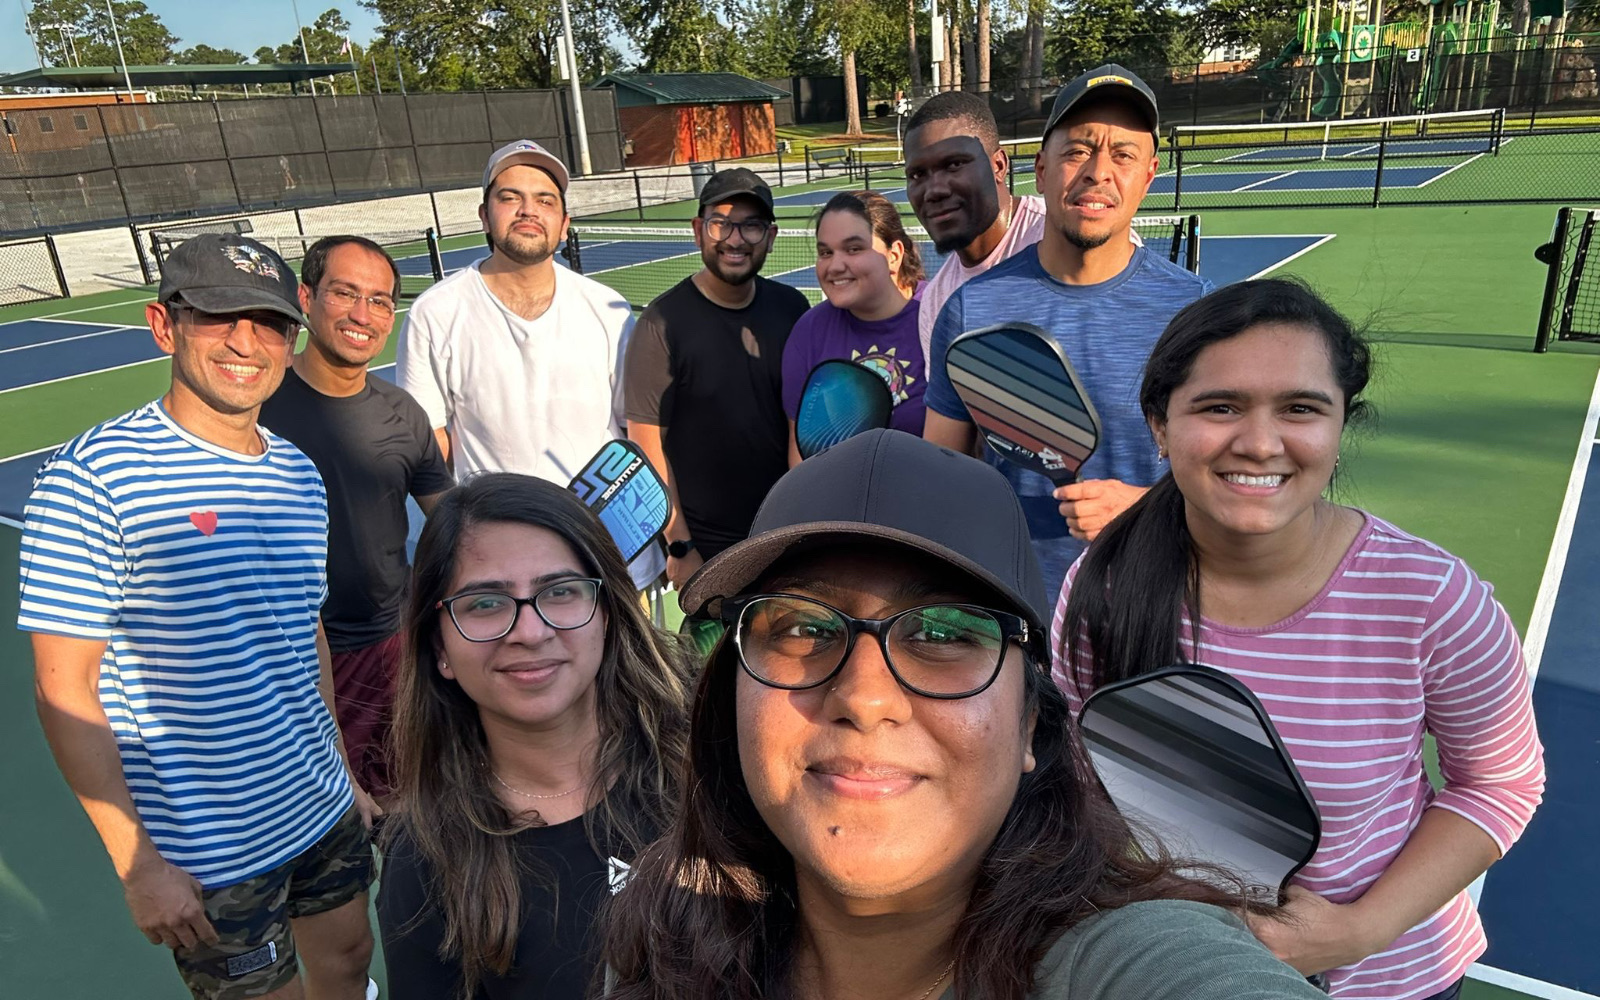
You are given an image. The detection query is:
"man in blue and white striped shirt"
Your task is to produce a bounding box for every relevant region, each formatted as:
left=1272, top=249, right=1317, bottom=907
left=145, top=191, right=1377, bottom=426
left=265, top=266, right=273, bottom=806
left=20, top=234, right=380, bottom=1000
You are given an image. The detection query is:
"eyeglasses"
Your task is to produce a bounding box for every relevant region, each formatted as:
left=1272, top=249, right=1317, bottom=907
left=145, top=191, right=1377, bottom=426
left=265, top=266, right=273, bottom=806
left=722, top=594, right=1029, bottom=700
left=437, top=578, right=604, bottom=642
left=172, top=303, right=297, bottom=346
left=317, top=284, right=396, bottom=319
left=703, top=216, right=772, bottom=244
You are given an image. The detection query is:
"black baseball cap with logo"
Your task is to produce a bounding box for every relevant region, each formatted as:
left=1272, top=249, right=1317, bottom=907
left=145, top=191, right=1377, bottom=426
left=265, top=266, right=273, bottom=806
left=697, top=167, right=776, bottom=220
left=156, top=233, right=306, bottom=327
left=1042, top=64, right=1160, bottom=144
left=681, top=429, right=1049, bottom=644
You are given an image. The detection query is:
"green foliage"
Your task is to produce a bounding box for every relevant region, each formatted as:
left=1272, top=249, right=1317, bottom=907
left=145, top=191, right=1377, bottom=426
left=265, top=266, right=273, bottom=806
left=25, top=0, right=177, bottom=66
left=361, top=0, right=619, bottom=90
left=1046, top=0, right=1201, bottom=76
left=174, top=44, right=247, bottom=65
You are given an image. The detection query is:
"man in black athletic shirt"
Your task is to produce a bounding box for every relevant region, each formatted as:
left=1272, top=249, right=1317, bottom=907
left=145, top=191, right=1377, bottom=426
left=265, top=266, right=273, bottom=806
left=259, top=236, right=454, bottom=798
left=623, top=168, right=810, bottom=589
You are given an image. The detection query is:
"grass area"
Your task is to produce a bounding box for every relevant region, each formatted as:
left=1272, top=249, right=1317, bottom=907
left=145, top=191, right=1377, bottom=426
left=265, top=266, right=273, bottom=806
left=1, top=199, right=1589, bottom=999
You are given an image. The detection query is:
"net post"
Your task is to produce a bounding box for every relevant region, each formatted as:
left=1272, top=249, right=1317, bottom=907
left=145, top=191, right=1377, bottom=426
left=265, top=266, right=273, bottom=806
left=1184, top=214, right=1201, bottom=274
left=563, top=227, right=584, bottom=274
left=1534, top=208, right=1571, bottom=353
left=1170, top=135, right=1185, bottom=213
left=805, top=144, right=812, bottom=184
left=634, top=172, right=645, bottom=220
left=1557, top=211, right=1596, bottom=345
left=425, top=227, right=445, bottom=283
left=43, top=233, right=70, bottom=298
left=1492, top=108, right=1505, bottom=155
left=776, top=145, right=784, bottom=187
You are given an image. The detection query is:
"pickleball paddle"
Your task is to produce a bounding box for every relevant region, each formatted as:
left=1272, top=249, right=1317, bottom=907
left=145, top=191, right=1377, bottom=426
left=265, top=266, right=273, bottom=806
left=795, top=359, right=895, bottom=460
left=945, top=322, right=1102, bottom=485
left=566, top=439, right=671, bottom=562
left=1078, top=664, right=1321, bottom=900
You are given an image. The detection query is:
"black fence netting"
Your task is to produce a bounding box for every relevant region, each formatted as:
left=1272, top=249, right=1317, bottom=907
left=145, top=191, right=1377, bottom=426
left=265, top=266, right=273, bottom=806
left=0, top=89, right=624, bottom=239
left=0, top=234, right=67, bottom=306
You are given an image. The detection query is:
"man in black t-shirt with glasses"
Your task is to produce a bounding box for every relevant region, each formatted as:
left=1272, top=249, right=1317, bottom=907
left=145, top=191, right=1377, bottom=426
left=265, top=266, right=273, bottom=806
left=624, top=168, right=810, bottom=589
left=259, top=235, right=455, bottom=800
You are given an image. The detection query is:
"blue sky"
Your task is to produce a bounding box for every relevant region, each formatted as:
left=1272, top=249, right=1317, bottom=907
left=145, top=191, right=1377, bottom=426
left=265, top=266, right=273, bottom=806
left=1, top=2, right=385, bottom=75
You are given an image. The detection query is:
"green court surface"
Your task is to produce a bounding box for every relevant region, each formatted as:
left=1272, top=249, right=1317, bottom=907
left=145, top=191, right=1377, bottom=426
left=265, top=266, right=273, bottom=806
left=2, top=199, right=1593, bottom=998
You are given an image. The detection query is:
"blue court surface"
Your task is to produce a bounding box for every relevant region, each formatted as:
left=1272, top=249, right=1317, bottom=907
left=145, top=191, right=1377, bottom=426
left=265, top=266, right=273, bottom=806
left=0, top=320, right=159, bottom=392
left=1474, top=383, right=1600, bottom=1000
left=781, top=159, right=1473, bottom=207
left=1217, top=137, right=1496, bottom=163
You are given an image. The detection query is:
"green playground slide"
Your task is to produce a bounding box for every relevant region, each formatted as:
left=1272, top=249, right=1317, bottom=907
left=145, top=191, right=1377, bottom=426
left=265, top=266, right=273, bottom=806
left=1312, top=29, right=1344, bottom=119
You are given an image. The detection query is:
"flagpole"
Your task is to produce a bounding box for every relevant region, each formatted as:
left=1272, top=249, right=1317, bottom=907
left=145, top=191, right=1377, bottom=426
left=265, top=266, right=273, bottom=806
left=347, top=35, right=360, bottom=94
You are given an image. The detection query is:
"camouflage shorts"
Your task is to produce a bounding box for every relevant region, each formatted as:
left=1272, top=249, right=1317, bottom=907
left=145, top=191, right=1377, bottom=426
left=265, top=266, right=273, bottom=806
left=173, top=807, right=375, bottom=1000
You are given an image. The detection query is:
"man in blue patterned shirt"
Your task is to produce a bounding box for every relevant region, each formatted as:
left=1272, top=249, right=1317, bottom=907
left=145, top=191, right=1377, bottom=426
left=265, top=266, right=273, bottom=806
left=19, top=234, right=379, bottom=1000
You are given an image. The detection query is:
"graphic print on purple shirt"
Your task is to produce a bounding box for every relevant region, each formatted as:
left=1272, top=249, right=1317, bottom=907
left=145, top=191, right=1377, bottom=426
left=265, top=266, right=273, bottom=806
left=781, top=284, right=927, bottom=436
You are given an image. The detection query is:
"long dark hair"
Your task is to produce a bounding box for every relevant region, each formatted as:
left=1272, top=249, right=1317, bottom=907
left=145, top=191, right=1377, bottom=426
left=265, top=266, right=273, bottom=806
left=1062, top=278, right=1374, bottom=695
left=817, top=190, right=925, bottom=292
left=604, top=605, right=1251, bottom=1000
left=387, top=473, right=694, bottom=998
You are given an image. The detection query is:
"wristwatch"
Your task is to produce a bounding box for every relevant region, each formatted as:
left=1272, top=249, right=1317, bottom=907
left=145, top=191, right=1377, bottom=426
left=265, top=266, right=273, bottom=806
left=667, top=538, right=697, bottom=559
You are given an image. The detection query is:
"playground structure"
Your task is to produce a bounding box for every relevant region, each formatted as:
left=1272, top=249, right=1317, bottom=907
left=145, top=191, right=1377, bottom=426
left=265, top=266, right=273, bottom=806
left=1257, top=0, right=1596, bottom=121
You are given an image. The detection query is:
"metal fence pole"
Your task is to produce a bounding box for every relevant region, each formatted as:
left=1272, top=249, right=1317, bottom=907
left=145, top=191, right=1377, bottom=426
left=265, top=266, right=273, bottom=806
left=1169, top=129, right=1184, bottom=212
left=308, top=95, right=338, bottom=200
left=425, top=227, right=445, bottom=282
left=130, top=223, right=153, bottom=285
left=99, top=107, right=138, bottom=224
left=805, top=144, right=812, bottom=184
left=430, top=191, right=443, bottom=235
left=209, top=101, right=247, bottom=212
left=44, top=233, right=70, bottom=298
left=1371, top=130, right=1388, bottom=207
left=1534, top=207, right=1571, bottom=352
left=634, top=172, right=645, bottom=219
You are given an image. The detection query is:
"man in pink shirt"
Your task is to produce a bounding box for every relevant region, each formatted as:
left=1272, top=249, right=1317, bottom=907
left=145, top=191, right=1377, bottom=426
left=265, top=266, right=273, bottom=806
left=904, top=92, right=1046, bottom=371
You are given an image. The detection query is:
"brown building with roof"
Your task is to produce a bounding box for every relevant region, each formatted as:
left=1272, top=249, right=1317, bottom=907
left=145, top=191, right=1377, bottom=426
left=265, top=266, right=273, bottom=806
left=595, top=72, right=789, bottom=167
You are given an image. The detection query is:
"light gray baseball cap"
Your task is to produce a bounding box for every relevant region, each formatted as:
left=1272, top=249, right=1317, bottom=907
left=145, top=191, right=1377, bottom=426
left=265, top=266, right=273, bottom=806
left=483, top=139, right=571, bottom=194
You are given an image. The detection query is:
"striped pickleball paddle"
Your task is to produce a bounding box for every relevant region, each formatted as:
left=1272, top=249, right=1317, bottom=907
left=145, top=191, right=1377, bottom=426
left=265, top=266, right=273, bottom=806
left=566, top=439, right=672, bottom=562
left=795, top=359, right=895, bottom=460
left=944, top=322, right=1103, bottom=486
left=1078, top=665, right=1322, bottom=901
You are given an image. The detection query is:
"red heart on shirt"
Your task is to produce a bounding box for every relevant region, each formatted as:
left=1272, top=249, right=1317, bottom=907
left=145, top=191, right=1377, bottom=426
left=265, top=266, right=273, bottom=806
left=189, top=511, right=219, bottom=536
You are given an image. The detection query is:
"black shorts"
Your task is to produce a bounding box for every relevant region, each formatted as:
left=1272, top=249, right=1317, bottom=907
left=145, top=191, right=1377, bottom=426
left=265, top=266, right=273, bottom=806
left=172, top=807, right=375, bottom=1000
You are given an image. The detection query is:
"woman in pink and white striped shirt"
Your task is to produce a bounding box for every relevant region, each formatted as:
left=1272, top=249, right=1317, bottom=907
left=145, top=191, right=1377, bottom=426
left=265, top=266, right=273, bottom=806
left=1053, top=278, right=1545, bottom=1000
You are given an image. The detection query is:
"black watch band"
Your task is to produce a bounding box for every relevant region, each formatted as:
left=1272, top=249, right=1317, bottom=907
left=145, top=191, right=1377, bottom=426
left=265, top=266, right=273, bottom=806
left=667, top=538, right=697, bottom=559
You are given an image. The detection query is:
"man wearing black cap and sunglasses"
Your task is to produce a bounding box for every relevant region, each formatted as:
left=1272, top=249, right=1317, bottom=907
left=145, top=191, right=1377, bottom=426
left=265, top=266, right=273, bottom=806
left=923, top=65, right=1215, bottom=600
left=624, top=167, right=810, bottom=590
left=20, top=234, right=381, bottom=1000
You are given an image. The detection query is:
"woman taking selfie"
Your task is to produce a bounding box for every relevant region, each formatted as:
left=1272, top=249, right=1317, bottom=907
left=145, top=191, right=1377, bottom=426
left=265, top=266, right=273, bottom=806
left=606, top=430, right=1328, bottom=1000
left=1055, top=279, right=1545, bottom=1000
left=783, top=191, right=927, bottom=463
left=378, top=474, right=694, bottom=999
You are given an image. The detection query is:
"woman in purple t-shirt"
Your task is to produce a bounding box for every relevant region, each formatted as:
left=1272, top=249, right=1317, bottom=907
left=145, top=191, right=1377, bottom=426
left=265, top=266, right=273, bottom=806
left=782, top=190, right=928, bottom=465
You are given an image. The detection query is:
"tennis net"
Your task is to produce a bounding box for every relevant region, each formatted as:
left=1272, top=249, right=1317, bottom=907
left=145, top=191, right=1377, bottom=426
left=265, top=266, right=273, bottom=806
left=146, top=226, right=445, bottom=298
left=566, top=214, right=1199, bottom=311
left=1170, top=107, right=1505, bottom=168
left=1534, top=207, right=1600, bottom=351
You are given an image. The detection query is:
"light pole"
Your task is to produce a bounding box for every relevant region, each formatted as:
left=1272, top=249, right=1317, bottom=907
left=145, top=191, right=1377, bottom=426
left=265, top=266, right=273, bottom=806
left=19, top=0, right=42, bottom=66
left=289, top=0, right=317, bottom=95
left=558, top=0, right=592, bottom=175
left=105, top=0, right=135, bottom=100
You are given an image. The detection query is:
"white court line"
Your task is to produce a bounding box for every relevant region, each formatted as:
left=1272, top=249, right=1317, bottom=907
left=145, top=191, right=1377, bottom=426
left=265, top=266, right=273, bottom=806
left=1414, top=152, right=1485, bottom=188
left=5, top=317, right=124, bottom=329
left=1469, top=962, right=1600, bottom=1000
left=1462, top=364, right=1600, bottom=976
left=0, top=326, right=140, bottom=355
left=1245, top=234, right=1337, bottom=280
left=1233, top=171, right=1298, bottom=192
left=8, top=289, right=155, bottom=323
left=1516, top=363, right=1600, bottom=683
left=0, top=356, right=165, bottom=396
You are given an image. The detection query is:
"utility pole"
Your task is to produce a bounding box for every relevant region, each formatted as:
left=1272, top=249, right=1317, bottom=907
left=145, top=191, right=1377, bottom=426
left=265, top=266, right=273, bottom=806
left=19, top=0, right=42, bottom=66
left=106, top=0, right=135, bottom=101
left=559, top=0, right=592, bottom=174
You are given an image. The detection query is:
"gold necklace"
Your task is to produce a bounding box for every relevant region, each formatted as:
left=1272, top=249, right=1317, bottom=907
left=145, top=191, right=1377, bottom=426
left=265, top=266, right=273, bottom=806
left=490, top=770, right=582, bottom=800
left=914, top=959, right=955, bottom=1000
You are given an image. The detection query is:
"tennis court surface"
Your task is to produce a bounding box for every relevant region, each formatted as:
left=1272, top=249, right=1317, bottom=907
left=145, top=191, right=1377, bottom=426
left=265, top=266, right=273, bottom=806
left=0, top=201, right=1596, bottom=1000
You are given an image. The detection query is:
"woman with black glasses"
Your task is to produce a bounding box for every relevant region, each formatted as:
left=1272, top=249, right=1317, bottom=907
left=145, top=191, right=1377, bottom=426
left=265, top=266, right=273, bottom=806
left=605, top=430, right=1328, bottom=1000
left=377, top=473, right=695, bottom=1000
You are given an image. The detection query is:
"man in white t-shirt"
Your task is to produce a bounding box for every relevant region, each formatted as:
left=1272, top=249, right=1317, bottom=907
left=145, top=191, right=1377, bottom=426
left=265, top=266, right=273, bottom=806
left=397, top=140, right=663, bottom=586
left=906, top=91, right=1140, bottom=370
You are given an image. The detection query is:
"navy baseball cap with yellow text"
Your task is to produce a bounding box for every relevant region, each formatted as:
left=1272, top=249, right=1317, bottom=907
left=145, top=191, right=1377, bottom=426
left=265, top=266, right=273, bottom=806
left=1042, top=64, right=1160, bottom=144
